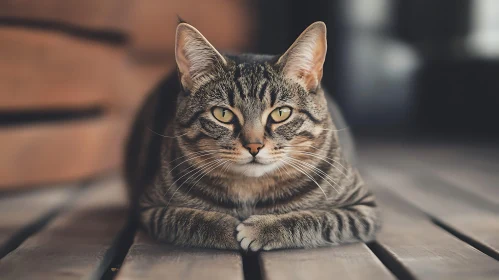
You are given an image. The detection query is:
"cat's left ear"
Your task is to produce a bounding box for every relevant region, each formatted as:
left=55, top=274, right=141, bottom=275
left=175, top=23, right=227, bottom=92
left=276, top=22, right=327, bottom=92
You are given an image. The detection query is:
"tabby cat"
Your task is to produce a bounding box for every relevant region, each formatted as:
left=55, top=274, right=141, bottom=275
left=125, top=21, right=380, bottom=251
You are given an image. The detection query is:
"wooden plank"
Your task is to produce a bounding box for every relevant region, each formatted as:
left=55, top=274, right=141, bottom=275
left=367, top=175, right=499, bottom=279
left=129, top=0, right=256, bottom=56
left=400, top=145, right=499, bottom=206
left=359, top=142, right=499, bottom=175
left=360, top=143, right=499, bottom=207
left=259, top=244, right=395, bottom=280
left=116, top=231, right=244, bottom=280
left=366, top=163, right=499, bottom=256
left=0, top=186, right=74, bottom=256
left=0, top=116, right=127, bottom=188
left=0, top=177, right=128, bottom=279
left=433, top=167, right=499, bottom=205
left=0, top=0, right=132, bottom=32
left=0, top=27, right=125, bottom=110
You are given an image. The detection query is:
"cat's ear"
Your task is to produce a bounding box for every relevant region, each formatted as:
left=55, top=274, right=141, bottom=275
left=276, top=22, right=327, bottom=92
left=175, top=23, right=227, bottom=91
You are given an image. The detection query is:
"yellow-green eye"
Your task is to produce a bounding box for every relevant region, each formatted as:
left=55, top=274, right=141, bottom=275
left=270, top=107, right=292, bottom=123
left=212, top=107, right=235, bottom=123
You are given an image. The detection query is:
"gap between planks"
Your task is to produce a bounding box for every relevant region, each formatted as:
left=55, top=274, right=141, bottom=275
left=364, top=171, right=499, bottom=280
left=0, top=182, right=83, bottom=258
left=365, top=158, right=499, bottom=257
left=0, top=176, right=129, bottom=280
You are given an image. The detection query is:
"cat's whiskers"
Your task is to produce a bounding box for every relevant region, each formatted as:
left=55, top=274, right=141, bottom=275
left=280, top=159, right=328, bottom=199
left=147, top=127, right=190, bottom=138
left=167, top=149, right=219, bottom=163
left=281, top=163, right=293, bottom=178
left=316, top=127, right=350, bottom=132
left=183, top=160, right=229, bottom=198
left=166, top=159, right=223, bottom=204
left=163, top=157, right=218, bottom=197
left=286, top=157, right=340, bottom=193
left=282, top=146, right=349, bottom=176
left=220, top=161, right=231, bottom=174
left=294, top=150, right=349, bottom=175
left=167, top=151, right=219, bottom=174
left=275, top=165, right=285, bottom=180
left=275, top=162, right=293, bottom=180
left=173, top=154, right=219, bottom=176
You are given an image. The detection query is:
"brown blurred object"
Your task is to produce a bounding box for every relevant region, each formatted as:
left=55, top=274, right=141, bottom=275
left=0, top=0, right=131, bottom=31
left=0, top=28, right=125, bottom=110
left=129, top=0, right=256, bottom=57
left=0, top=0, right=256, bottom=189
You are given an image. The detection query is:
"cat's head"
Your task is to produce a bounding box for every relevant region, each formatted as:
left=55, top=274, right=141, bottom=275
left=174, top=22, right=333, bottom=177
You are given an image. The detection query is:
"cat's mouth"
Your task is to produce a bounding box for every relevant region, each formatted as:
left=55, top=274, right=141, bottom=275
left=228, top=157, right=279, bottom=177
left=242, top=157, right=270, bottom=165
left=247, top=161, right=265, bottom=166
left=249, top=158, right=264, bottom=164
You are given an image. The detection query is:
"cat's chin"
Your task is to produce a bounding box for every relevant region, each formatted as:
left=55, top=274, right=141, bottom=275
left=229, top=162, right=279, bottom=177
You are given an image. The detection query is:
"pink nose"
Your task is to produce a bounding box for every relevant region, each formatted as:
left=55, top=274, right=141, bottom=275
left=245, top=143, right=264, bottom=156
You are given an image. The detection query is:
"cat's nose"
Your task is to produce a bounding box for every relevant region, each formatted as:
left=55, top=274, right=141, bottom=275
left=245, top=143, right=264, bottom=157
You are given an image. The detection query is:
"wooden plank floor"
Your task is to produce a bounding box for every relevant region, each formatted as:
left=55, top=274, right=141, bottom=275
left=0, top=178, right=128, bottom=279
left=0, top=184, right=75, bottom=258
left=259, top=244, right=395, bottom=280
left=366, top=175, right=499, bottom=279
left=0, top=142, right=498, bottom=279
left=117, top=231, right=244, bottom=280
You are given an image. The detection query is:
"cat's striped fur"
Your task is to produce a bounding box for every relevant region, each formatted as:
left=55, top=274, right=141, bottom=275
left=125, top=22, right=380, bottom=251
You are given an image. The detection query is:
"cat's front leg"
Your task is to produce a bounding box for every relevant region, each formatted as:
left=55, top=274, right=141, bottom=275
left=237, top=196, right=380, bottom=251
left=141, top=207, right=240, bottom=250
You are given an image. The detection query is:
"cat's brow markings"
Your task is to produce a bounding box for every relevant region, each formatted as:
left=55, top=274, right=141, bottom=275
left=270, top=88, right=278, bottom=107
left=258, top=82, right=269, bottom=101
left=233, top=65, right=246, bottom=100
left=298, top=109, right=322, bottom=124
left=227, top=89, right=235, bottom=107
left=180, top=110, right=205, bottom=128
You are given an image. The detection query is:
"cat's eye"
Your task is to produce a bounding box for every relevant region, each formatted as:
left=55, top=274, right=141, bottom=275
left=270, top=107, right=292, bottom=123
left=212, top=107, right=235, bottom=123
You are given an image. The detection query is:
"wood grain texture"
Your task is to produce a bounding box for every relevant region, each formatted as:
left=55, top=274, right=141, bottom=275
left=367, top=176, right=499, bottom=279
left=116, top=231, right=244, bottom=280
left=259, top=244, right=395, bottom=280
left=366, top=162, right=499, bottom=256
left=0, top=177, right=128, bottom=279
left=0, top=117, right=127, bottom=188
left=0, top=186, right=74, bottom=251
left=433, top=167, right=499, bottom=205
left=0, top=27, right=125, bottom=110
left=0, top=0, right=132, bottom=32
left=410, top=146, right=499, bottom=207
left=360, top=143, right=499, bottom=207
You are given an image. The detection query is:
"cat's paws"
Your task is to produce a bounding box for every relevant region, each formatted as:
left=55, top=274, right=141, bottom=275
left=236, top=215, right=283, bottom=252
left=236, top=223, right=264, bottom=251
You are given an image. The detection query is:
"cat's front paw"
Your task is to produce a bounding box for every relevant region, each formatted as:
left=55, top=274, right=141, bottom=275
left=236, top=215, right=283, bottom=252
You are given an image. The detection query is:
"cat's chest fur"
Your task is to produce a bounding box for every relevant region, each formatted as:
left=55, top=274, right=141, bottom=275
left=222, top=177, right=318, bottom=219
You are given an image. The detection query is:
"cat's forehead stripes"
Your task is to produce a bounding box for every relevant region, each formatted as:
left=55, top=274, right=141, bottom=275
left=231, top=62, right=278, bottom=107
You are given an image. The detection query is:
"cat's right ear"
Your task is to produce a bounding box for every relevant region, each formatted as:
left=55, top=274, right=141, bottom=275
left=276, top=22, right=327, bottom=92
left=175, top=23, right=227, bottom=92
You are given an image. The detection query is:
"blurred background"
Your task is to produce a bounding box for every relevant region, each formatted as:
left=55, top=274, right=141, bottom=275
left=1, top=0, right=498, bottom=189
